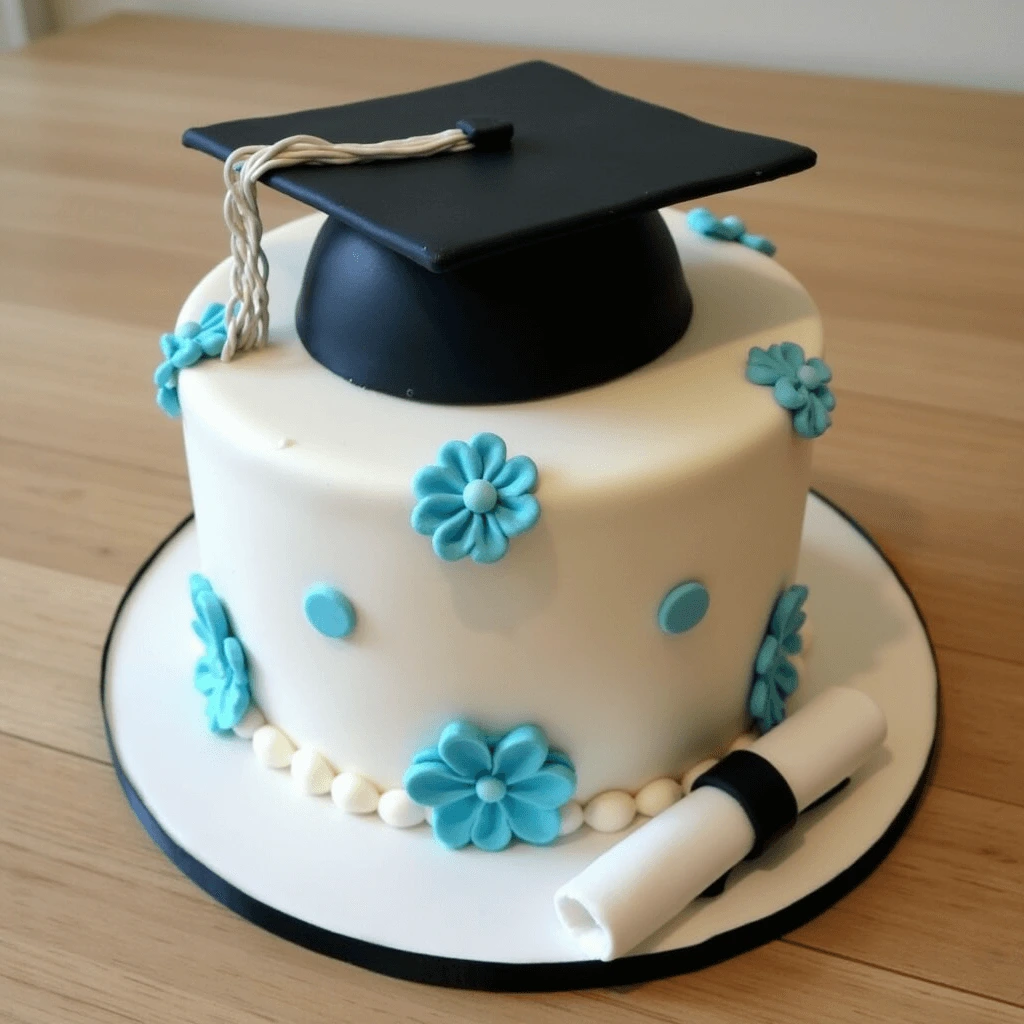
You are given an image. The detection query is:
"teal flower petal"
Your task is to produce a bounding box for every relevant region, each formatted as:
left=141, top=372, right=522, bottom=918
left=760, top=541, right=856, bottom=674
left=775, top=658, right=799, bottom=695
left=200, top=302, right=226, bottom=329
left=502, top=797, right=561, bottom=845
left=470, top=432, right=507, bottom=481
left=156, top=386, right=181, bottom=417
left=685, top=207, right=719, bottom=236
left=154, top=360, right=177, bottom=389
left=468, top=515, right=509, bottom=564
left=749, top=676, right=770, bottom=719
left=189, top=572, right=213, bottom=601
left=507, top=762, right=576, bottom=809
left=745, top=359, right=782, bottom=387
left=207, top=673, right=249, bottom=731
left=194, top=660, right=220, bottom=697
left=170, top=338, right=203, bottom=368
left=412, top=464, right=466, bottom=500
left=771, top=584, right=807, bottom=638
left=432, top=508, right=474, bottom=560
left=755, top=634, right=779, bottom=675
left=437, top=439, right=482, bottom=485
left=404, top=760, right=477, bottom=807
left=774, top=377, right=808, bottom=410
left=159, top=333, right=178, bottom=358
left=194, top=587, right=230, bottom=647
left=740, top=232, right=776, bottom=256
left=198, top=333, right=226, bottom=358
left=492, top=724, right=548, bottom=784
left=778, top=342, right=806, bottom=371
left=792, top=403, right=817, bottom=439
left=411, top=493, right=466, bottom=535
left=781, top=628, right=804, bottom=655
left=432, top=796, right=481, bottom=849
left=490, top=454, right=538, bottom=496
left=545, top=749, right=574, bottom=771
left=808, top=397, right=832, bottom=437
left=437, top=720, right=492, bottom=778
left=471, top=801, right=513, bottom=851
left=410, top=747, right=440, bottom=765
left=223, top=634, right=248, bottom=681
left=492, top=494, right=540, bottom=538
left=819, top=386, right=837, bottom=412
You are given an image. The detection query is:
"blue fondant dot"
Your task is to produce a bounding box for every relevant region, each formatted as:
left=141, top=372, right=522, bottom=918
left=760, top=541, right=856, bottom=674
left=304, top=585, right=356, bottom=639
left=658, top=581, right=710, bottom=635
left=475, top=775, right=507, bottom=803
left=462, top=478, right=498, bottom=514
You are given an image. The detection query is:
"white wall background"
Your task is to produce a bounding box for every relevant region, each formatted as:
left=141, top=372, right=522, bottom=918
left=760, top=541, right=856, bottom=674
left=32, top=0, right=1024, bottom=91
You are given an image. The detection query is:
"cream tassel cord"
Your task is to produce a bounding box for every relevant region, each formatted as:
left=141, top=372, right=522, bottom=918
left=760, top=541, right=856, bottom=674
left=220, top=129, right=474, bottom=362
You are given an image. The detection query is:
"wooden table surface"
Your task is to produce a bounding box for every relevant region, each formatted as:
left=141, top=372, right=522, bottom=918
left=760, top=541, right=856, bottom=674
left=1, top=13, right=1022, bottom=1023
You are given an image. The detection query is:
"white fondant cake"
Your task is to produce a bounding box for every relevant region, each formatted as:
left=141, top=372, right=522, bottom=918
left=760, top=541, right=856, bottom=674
left=175, top=208, right=822, bottom=802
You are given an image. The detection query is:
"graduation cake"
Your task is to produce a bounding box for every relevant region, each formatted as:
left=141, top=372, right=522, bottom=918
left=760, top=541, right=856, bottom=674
left=157, top=62, right=835, bottom=850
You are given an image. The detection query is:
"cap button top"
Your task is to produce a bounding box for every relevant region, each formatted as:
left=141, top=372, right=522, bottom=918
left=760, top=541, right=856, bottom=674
left=456, top=116, right=514, bottom=152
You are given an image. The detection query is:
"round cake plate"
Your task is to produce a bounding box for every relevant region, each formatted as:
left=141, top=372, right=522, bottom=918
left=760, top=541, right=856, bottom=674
left=101, top=491, right=938, bottom=991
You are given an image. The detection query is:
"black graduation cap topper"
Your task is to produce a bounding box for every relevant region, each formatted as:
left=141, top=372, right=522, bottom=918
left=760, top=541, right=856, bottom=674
left=184, top=61, right=815, bottom=405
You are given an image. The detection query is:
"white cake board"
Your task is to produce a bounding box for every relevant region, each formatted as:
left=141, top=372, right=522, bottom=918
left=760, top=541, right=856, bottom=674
left=101, top=491, right=938, bottom=990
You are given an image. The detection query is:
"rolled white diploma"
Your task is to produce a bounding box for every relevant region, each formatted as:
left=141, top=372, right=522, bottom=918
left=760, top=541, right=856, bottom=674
left=554, top=686, right=887, bottom=961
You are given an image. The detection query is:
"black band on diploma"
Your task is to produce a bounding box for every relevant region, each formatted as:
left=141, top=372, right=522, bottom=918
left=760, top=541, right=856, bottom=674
left=691, top=749, right=799, bottom=858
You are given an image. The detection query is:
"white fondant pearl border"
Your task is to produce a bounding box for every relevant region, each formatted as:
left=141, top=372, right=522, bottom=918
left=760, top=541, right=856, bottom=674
left=233, top=624, right=811, bottom=837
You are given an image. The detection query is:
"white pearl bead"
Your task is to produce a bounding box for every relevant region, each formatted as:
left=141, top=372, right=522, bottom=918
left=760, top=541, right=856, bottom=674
left=252, top=725, right=295, bottom=769
left=331, top=772, right=379, bottom=814
left=232, top=706, right=266, bottom=739
left=583, top=791, right=636, bottom=833
left=558, top=800, right=584, bottom=836
left=634, top=777, right=682, bottom=817
left=681, top=757, right=718, bottom=793
left=291, top=746, right=335, bottom=795
left=377, top=789, right=426, bottom=828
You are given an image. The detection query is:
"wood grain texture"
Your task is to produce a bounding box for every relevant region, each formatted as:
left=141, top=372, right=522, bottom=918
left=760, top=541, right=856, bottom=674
left=1, top=13, right=1022, bottom=1022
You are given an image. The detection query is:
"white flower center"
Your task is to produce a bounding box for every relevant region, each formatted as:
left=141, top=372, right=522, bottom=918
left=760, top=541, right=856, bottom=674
left=797, top=363, right=820, bottom=389
left=475, top=775, right=507, bottom=803
left=463, top=479, right=498, bottom=514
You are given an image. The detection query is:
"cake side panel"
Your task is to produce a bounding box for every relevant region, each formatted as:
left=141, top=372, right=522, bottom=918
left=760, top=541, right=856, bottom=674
left=180, top=399, right=812, bottom=799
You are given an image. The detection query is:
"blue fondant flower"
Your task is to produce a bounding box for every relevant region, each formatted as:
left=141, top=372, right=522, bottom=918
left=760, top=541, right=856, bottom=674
left=411, top=432, right=540, bottom=563
left=154, top=303, right=228, bottom=417
left=746, top=342, right=836, bottom=439
left=686, top=207, right=776, bottom=256
left=749, top=584, right=808, bottom=732
left=404, top=722, right=576, bottom=851
left=190, top=573, right=251, bottom=732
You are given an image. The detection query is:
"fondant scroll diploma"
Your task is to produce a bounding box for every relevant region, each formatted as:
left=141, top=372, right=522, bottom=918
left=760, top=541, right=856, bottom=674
left=554, top=687, right=887, bottom=961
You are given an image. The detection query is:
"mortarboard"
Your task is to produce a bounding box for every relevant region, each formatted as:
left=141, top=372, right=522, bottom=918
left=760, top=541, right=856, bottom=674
left=184, top=61, right=815, bottom=405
